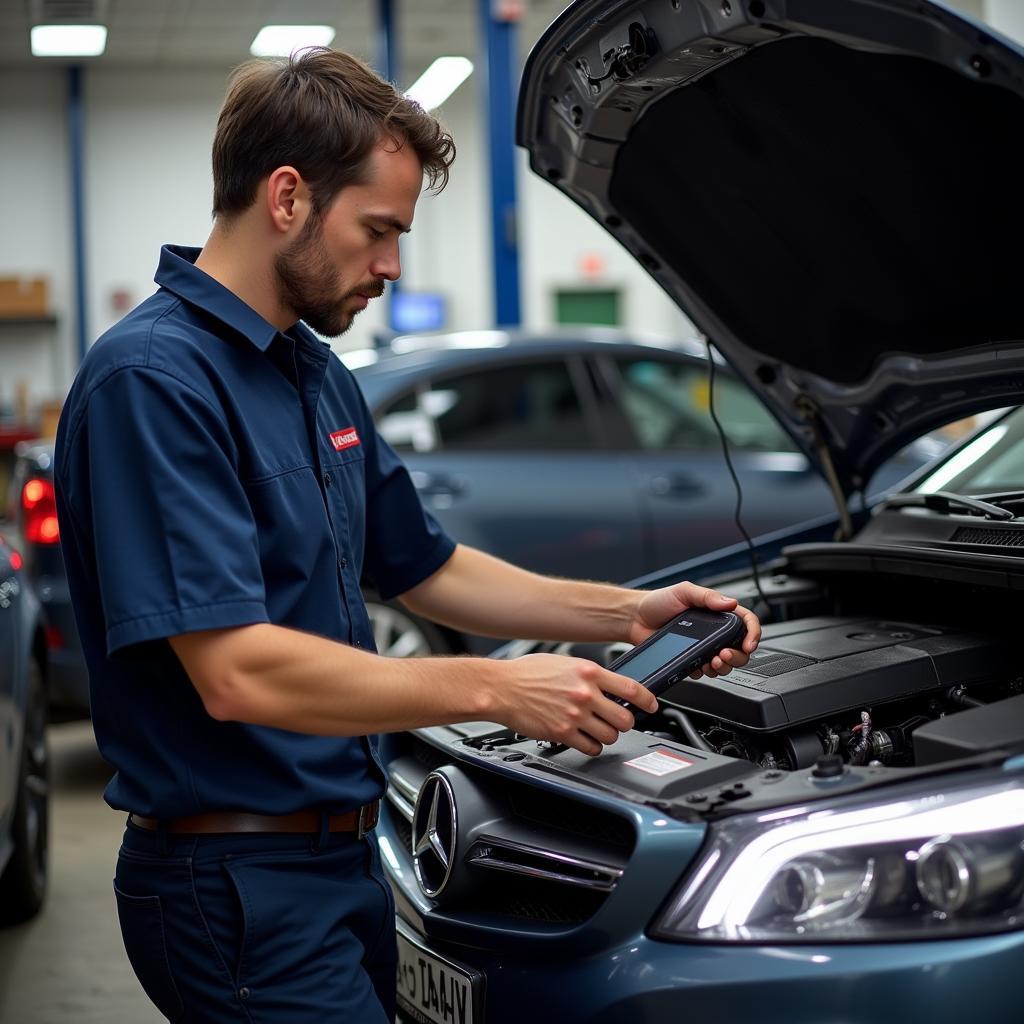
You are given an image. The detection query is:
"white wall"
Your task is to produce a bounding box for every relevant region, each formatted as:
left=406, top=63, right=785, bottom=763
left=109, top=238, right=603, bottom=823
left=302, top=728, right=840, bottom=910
left=2, top=0, right=1019, bottom=412
left=80, top=63, right=691, bottom=355
left=0, top=71, right=72, bottom=411
left=397, top=78, right=492, bottom=346
left=84, top=68, right=226, bottom=345
left=3, top=44, right=697, bottom=413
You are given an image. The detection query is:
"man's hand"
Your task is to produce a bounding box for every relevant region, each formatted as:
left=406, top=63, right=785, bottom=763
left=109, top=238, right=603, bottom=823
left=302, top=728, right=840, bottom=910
left=494, top=653, right=659, bottom=757
left=628, top=581, right=760, bottom=679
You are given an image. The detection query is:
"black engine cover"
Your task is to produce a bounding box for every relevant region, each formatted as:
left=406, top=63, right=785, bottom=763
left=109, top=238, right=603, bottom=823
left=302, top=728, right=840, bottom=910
left=659, top=617, right=1011, bottom=731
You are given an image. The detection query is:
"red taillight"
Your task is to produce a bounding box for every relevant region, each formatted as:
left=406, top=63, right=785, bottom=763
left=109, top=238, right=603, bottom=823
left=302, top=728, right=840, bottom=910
left=10, top=551, right=23, bottom=571
left=22, top=477, right=60, bottom=545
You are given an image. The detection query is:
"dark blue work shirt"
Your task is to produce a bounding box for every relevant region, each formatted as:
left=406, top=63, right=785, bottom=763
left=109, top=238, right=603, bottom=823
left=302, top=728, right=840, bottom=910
left=54, top=244, right=456, bottom=818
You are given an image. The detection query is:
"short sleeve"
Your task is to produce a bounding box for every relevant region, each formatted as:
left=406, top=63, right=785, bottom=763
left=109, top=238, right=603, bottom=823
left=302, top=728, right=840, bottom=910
left=360, top=421, right=456, bottom=602
left=76, top=367, right=269, bottom=655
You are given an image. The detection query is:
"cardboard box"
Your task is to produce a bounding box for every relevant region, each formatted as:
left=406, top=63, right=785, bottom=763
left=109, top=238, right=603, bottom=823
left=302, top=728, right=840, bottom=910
left=39, top=400, right=63, bottom=439
left=0, top=277, right=49, bottom=318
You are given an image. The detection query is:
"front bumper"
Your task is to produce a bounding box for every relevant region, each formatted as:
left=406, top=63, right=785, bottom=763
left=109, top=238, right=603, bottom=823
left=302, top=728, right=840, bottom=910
left=391, top=896, right=1024, bottom=1024
left=381, top=729, right=1024, bottom=1023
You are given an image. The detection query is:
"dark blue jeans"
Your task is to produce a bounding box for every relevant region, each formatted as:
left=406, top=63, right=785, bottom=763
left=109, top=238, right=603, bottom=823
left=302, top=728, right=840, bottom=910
left=113, top=819, right=396, bottom=1023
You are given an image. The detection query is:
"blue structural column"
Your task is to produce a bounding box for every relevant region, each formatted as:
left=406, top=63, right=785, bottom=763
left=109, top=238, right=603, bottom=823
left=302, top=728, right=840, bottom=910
left=377, top=0, right=400, bottom=331
left=478, top=0, right=521, bottom=327
left=376, top=0, right=398, bottom=82
left=68, top=65, right=89, bottom=367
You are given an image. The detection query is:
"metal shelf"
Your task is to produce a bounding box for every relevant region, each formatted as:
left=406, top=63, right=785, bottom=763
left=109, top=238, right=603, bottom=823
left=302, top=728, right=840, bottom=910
left=0, top=316, right=58, bottom=328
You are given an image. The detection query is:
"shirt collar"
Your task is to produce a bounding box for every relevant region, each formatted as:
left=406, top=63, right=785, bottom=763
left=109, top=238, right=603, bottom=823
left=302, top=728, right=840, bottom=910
left=155, top=244, right=281, bottom=353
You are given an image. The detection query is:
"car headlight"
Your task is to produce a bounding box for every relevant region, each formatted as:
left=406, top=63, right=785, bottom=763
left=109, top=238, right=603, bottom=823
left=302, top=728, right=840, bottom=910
left=651, top=776, right=1024, bottom=942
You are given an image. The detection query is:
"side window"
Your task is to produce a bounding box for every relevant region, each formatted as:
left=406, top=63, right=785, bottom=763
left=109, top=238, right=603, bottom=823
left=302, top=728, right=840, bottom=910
left=711, top=374, right=798, bottom=452
left=377, top=361, right=594, bottom=452
left=614, top=357, right=796, bottom=453
left=376, top=390, right=438, bottom=453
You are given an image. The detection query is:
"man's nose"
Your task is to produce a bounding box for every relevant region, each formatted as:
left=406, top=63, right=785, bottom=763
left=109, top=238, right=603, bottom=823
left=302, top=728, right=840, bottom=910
left=371, top=240, right=401, bottom=281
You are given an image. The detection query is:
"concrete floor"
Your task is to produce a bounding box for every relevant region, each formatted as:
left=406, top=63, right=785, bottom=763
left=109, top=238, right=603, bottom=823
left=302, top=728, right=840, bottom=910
left=0, top=721, right=163, bottom=1024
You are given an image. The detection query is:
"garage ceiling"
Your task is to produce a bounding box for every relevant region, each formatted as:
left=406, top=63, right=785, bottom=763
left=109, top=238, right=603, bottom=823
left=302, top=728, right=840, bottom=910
left=1, top=0, right=569, bottom=78
left=0, top=0, right=993, bottom=78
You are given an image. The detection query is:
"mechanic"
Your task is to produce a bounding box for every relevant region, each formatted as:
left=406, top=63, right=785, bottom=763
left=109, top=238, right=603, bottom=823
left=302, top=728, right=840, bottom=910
left=54, top=47, right=760, bottom=1023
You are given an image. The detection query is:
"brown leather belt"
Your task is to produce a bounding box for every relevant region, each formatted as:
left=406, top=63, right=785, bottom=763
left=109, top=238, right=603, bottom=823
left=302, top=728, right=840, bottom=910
left=129, top=800, right=379, bottom=838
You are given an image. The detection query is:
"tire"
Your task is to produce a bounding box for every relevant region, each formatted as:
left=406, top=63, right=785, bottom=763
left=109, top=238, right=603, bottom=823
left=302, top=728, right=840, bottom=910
left=363, top=597, right=454, bottom=657
left=0, top=655, right=50, bottom=925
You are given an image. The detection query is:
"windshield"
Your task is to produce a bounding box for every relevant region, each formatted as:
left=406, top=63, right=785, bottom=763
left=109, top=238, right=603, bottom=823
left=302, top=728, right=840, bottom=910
left=915, top=408, right=1023, bottom=495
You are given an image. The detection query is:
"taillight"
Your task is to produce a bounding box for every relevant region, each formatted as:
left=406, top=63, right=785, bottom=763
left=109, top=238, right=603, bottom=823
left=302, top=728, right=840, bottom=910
left=22, top=477, right=60, bottom=545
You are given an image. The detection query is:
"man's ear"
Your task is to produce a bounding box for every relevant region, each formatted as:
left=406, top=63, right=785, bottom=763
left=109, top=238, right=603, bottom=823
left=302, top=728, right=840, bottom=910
left=265, top=166, right=310, bottom=234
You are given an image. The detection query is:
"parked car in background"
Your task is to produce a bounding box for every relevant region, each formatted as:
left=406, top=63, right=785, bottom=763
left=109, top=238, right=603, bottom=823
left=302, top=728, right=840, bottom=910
left=345, top=329, right=940, bottom=655
left=8, top=328, right=945, bottom=719
left=378, top=2, right=1024, bottom=1022
left=7, top=442, right=87, bottom=720
left=0, top=531, right=48, bottom=924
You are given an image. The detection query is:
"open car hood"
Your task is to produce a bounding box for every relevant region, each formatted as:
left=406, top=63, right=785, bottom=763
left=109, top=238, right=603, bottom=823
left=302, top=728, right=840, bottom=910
left=517, top=0, right=1024, bottom=499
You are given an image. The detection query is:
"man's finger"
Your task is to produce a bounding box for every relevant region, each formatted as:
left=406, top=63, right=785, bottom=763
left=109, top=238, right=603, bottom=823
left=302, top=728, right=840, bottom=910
left=712, top=648, right=747, bottom=675
left=736, top=604, right=761, bottom=652
left=570, top=732, right=603, bottom=757
left=689, top=661, right=719, bottom=679
left=603, top=669, right=659, bottom=713
left=584, top=715, right=622, bottom=747
left=596, top=700, right=636, bottom=734
left=678, top=582, right=738, bottom=610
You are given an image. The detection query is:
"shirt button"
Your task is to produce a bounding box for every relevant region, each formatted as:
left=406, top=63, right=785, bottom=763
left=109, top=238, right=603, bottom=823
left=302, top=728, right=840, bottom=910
left=338, top=556, right=348, bottom=569
left=324, top=472, right=333, bottom=488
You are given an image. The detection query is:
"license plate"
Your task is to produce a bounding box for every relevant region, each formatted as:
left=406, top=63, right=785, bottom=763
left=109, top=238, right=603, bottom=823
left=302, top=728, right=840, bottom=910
left=395, top=919, right=483, bottom=1024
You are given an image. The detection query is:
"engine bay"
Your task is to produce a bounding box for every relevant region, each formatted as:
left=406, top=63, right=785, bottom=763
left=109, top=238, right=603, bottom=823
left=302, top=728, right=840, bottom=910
left=435, top=554, right=1024, bottom=824
left=656, top=615, right=1019, bottom=771
left=488, top=554, right=1024, bottom=787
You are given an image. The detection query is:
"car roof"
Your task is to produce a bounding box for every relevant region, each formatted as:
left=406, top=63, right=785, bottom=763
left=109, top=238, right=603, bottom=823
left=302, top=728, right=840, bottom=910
left=345, top=327, right=711, bottom=402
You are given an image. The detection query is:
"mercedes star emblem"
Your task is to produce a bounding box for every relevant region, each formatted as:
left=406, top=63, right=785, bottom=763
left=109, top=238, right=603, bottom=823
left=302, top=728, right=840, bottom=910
left=412, top=771, right=457, bottom=898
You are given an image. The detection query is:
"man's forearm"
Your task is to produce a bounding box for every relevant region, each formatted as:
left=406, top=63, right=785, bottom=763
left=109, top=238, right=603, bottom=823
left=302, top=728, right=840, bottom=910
left=398, top=544, right=642, bottom=644
left=171, top=622, right=501, bottom=735
left=169, top=620, right=658, bottom=752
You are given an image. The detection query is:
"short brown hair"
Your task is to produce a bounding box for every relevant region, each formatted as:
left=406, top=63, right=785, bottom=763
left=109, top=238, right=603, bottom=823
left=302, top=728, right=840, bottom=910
left=212, top=47, right=456, bottom=217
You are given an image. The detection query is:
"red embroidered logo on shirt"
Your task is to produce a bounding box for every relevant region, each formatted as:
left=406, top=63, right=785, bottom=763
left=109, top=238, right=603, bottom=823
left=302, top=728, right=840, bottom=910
left=329, top=427, right=361, bottom=452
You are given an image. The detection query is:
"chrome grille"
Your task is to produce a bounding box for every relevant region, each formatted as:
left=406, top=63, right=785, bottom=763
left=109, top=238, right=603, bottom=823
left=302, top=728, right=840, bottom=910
left=466, top=834, right=623, bottom=891
left=384, top=735, right=635, bottom=928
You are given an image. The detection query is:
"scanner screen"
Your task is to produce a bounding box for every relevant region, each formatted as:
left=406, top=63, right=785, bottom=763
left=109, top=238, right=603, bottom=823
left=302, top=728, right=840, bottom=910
left=616, top=632, right=698, bottom=683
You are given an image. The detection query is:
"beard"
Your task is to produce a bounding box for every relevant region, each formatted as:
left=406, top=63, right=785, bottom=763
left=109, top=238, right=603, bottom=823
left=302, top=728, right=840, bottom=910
left=274, top=212, right=383, bottom=338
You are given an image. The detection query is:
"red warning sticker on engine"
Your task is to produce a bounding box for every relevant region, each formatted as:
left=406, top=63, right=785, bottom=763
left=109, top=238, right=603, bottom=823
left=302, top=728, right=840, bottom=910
left=623, top=748, right=694, bottom=776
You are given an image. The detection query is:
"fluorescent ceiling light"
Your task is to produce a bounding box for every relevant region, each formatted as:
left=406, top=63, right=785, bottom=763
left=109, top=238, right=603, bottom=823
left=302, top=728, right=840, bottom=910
left=405, top=57, right=474, bottom=111
left=250, top=25, right=336, bottom=57
left=31, top=24, right=107, bottom=57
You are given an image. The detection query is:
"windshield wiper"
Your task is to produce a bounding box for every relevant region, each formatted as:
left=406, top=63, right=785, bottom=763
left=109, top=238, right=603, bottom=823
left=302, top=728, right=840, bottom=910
left=881, top=491, right=1016, bottom=521
left=973, top=491, right=1024, bottom=506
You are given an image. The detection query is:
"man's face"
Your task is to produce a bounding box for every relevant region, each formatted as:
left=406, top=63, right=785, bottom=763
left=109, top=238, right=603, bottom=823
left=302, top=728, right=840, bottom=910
left=274, top=140, right=422, bottom=337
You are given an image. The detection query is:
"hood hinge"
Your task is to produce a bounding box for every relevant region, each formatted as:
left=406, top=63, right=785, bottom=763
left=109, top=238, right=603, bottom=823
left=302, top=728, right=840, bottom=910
left=583, top=22, right=659, bottom=84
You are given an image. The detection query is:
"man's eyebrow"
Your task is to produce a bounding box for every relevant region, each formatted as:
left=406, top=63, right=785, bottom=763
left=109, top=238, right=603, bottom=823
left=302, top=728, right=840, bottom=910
left=367, top=213, right=411, bottom=234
